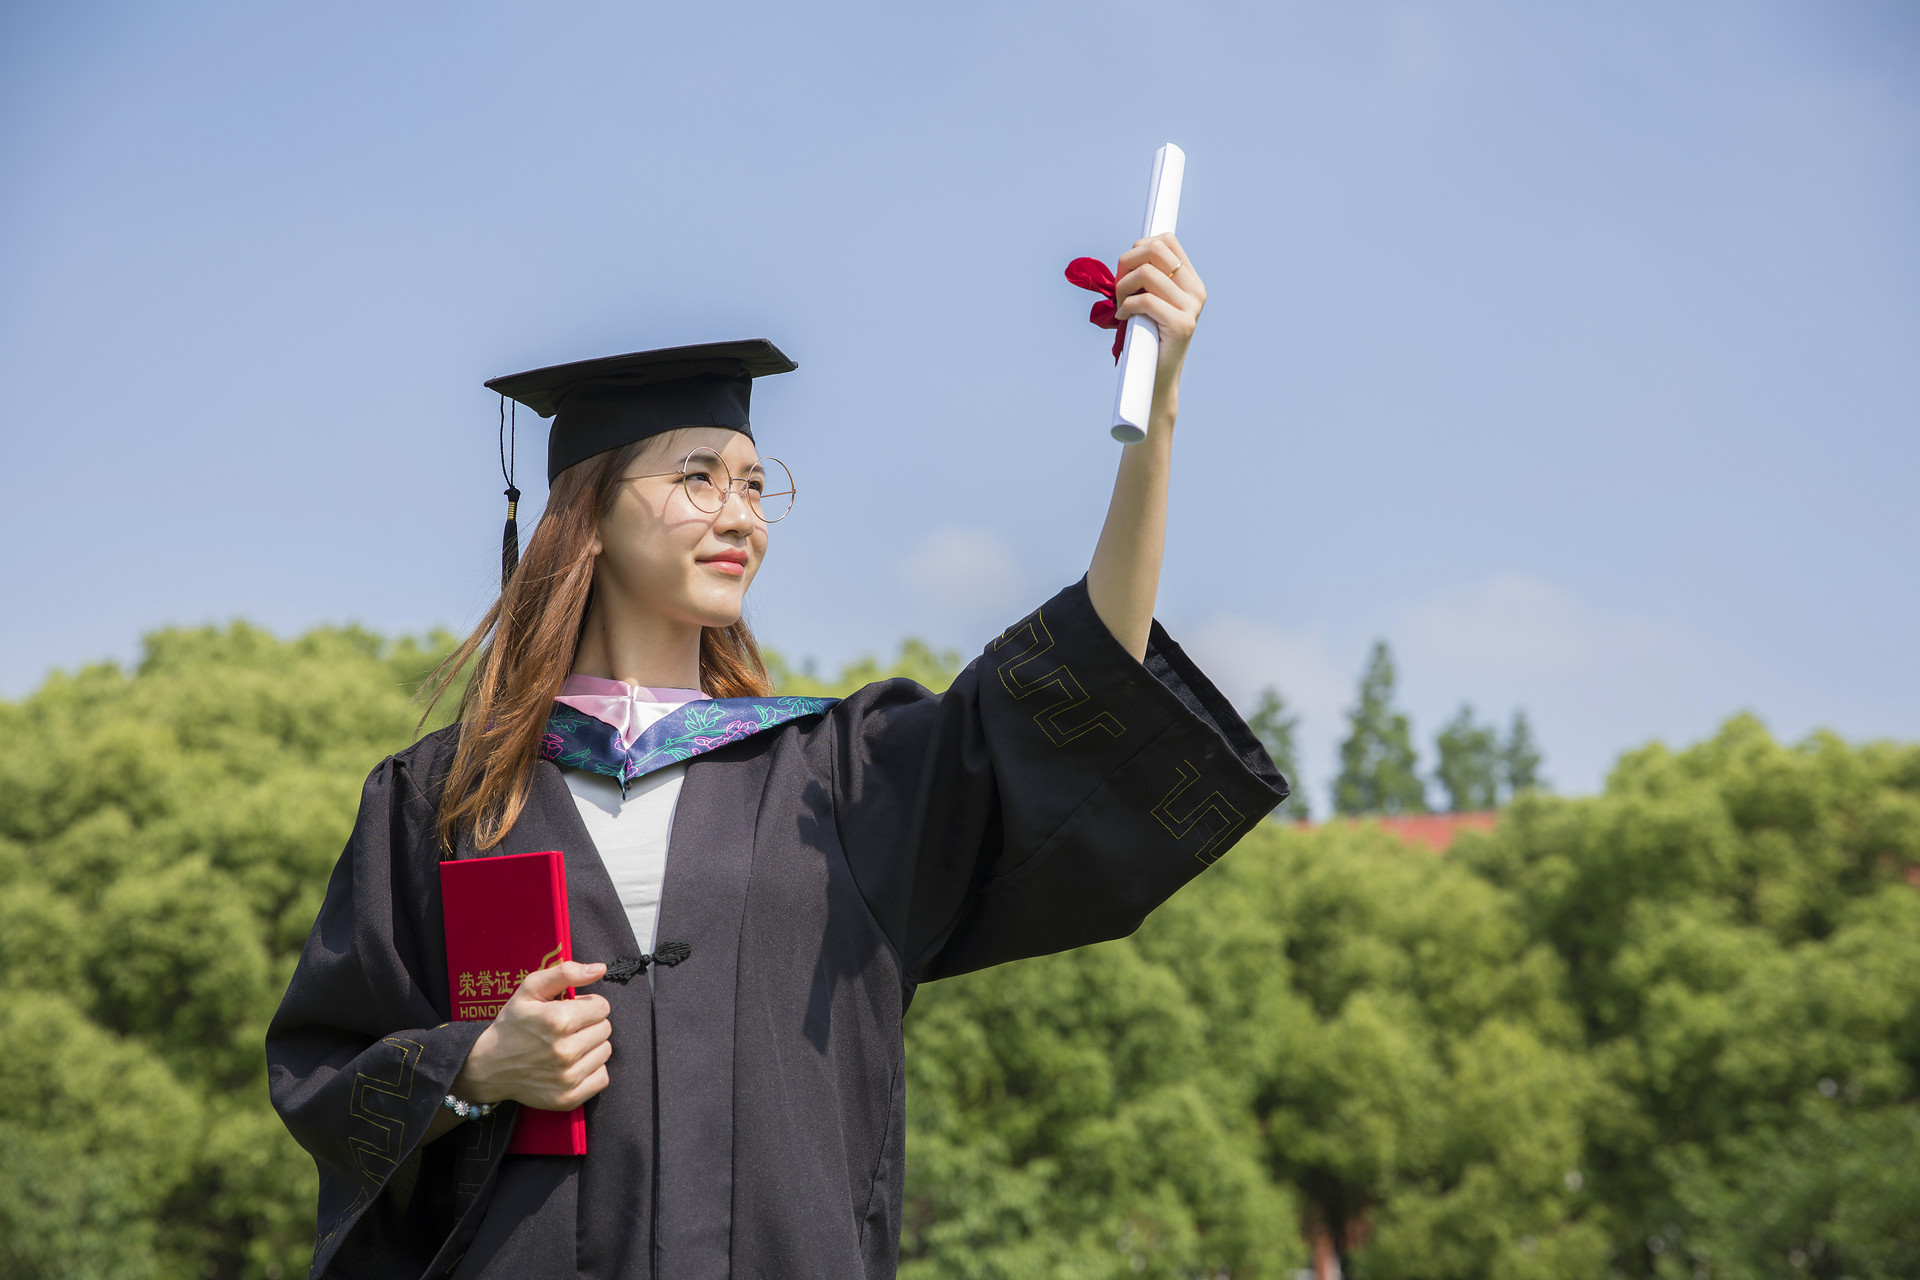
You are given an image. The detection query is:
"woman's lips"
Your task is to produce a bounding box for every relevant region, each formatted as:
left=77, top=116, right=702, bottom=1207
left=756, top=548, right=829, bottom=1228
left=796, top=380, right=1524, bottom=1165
left=701, top=553, right=748, bottom=577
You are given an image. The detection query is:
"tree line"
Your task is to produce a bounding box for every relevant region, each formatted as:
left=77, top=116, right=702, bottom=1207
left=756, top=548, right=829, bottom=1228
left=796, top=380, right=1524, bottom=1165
left=1246, top=640, right=1544, bottom=820
left=0, top=623, right=1915, bottom=1278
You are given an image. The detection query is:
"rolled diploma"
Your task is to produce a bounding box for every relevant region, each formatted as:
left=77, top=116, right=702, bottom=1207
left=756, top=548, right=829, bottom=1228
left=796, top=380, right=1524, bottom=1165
left=1110, top=143, right=1186, bottom=443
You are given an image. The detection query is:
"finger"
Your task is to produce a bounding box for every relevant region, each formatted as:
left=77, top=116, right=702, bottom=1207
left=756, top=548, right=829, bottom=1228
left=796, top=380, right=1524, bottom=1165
left=1157, top=239, right=1202, bottom=301
left=1147, top=238, right=1182, bottom=278
left=1176, top=264, right=1207, bottom=307
left=1120, top=256, right=1205, bottom=312
left=1136, top=236, right=1202, bottom=305
left=1119, top=235, right=1183, bottom=278
left=555, top=1065, right=612, bottom=1109
left=544, top=993, right=612, bottom=1035
left=1115, top=287, right=1189, bottom=324
left=1114, top=291, right=1191, bottom=333
left=552, top=1016, right=614, bottom=1062
left=1114, top=263, right=1194, bottom=311
left=1117, top=242, right=1165, bottom=277
left=559, top=1038, right=615, bottom=1086
left=517, top=961, right=606, bottom=1002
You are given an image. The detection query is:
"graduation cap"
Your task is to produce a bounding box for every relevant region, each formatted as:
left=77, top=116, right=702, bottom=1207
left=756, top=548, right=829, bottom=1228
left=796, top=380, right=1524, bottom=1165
left=484, top=338, right=798, bottom=588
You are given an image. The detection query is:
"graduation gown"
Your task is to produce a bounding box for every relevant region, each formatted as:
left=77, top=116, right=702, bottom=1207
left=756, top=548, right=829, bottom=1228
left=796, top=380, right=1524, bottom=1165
left=266, top=579, right=1287, bottom=1279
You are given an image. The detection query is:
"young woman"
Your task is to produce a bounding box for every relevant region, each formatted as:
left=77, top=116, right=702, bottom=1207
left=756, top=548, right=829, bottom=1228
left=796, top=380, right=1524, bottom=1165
left=267, top=234, right=1286, bottom=1279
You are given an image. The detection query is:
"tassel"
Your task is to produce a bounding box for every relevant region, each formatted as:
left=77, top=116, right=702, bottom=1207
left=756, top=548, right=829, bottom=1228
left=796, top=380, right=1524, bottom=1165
left=498, top=395, right=520, bottom=592
left=501, top=485, right=521, bottom=591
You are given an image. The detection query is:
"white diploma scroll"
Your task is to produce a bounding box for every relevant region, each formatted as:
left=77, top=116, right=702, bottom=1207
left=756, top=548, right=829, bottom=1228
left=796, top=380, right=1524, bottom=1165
left=1110, top=143, right=1186, bottom=443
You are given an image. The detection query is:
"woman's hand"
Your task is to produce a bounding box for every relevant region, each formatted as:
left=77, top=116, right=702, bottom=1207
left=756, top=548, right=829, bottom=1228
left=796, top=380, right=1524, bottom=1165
left=1087, top=234, right=1206, bottom=661
left=1113, top=233, right=1207, bottom=398
left=453, top=960, right=614, bottom=1111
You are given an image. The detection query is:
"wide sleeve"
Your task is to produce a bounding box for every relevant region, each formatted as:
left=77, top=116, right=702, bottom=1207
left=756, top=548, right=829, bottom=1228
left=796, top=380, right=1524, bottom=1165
left=828, top=576, right=1288, bottom=985
left=265, top=746, right=502, bottom=1278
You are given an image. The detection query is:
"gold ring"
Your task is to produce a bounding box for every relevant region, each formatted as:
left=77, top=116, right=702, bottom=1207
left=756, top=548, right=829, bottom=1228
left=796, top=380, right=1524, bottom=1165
left=1168, top=262, right=1183, bottom=277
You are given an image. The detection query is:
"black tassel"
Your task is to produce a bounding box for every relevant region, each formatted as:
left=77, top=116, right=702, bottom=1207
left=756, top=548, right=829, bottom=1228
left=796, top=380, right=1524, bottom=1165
left=602, top=942, right=692, bottom=984
left=501, top=485, right=521, bottom=591
left=498, top=395, right=520, bottom=592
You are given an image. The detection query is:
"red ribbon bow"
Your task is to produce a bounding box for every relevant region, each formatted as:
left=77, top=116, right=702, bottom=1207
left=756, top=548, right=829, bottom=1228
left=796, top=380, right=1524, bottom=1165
left=1065, top=257, right=1126, bottom=361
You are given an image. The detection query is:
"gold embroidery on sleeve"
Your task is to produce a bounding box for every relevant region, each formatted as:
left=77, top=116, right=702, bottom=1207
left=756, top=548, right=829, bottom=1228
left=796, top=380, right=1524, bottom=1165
left=347, top=1036, right=423, bottom=1187
left=991, top=609, right=1125, bottom=745
left=1151, top=759, right=1245, bottom=864
left=316, top=1186, right=369, bottom=1253
left=455, top=1109, right=503, bottom=1214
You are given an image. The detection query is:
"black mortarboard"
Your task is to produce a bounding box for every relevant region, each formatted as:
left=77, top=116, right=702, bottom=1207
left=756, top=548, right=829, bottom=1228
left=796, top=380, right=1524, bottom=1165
left=482, top=338, right=797, bottom=587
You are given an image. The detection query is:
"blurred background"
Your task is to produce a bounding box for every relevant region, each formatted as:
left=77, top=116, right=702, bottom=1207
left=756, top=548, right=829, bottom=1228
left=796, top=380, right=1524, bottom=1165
left=2, top=3, right=1917, bottom=1278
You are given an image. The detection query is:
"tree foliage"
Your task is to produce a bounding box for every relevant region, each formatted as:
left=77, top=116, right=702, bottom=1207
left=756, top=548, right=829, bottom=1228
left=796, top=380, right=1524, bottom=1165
left=1457, top=714, right=1920, bottom=1278
left=1333, top=642, right=1427, bottom=816
left=1505, top=709, right=1544, bottom=794
left=1246, top=687, right=1308, bottom=820
left=767, top=638, right=962, bottom=698
left=1434, top=705, right=1549, bottom=812
left=0, top=625, right=953, bottom=1279
left=1, top=625, right=1915, bottom=1279
left=1434, top=704, right=1501, bottom=812
left=0, top=622, right=461, bottom=1279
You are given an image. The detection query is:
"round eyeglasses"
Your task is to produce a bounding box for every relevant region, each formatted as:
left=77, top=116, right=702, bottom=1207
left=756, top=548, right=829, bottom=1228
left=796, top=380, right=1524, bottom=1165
left=623, top=448, right=796, bottom=523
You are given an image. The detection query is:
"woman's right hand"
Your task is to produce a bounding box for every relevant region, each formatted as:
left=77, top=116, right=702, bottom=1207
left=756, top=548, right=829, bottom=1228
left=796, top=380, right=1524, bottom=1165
left=451, top=961, right=613, bottom=1111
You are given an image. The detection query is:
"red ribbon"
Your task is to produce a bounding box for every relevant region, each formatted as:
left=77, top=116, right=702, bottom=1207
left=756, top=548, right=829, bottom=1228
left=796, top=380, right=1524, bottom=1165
left=1065, top=257, right=1125, bottom=361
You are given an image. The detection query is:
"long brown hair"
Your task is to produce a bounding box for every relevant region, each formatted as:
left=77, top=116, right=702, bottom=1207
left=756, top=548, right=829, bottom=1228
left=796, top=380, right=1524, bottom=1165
left=421, top=433, right=772, bottom=852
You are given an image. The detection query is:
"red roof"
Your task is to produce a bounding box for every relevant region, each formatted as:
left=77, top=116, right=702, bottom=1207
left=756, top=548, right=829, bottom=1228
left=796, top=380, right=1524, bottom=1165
left=1296, top=811, right=1499, bottom=852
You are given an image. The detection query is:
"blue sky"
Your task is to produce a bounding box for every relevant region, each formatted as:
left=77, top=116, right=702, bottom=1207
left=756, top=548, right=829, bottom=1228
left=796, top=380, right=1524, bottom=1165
left=3, top=0, right=1915, bottom=811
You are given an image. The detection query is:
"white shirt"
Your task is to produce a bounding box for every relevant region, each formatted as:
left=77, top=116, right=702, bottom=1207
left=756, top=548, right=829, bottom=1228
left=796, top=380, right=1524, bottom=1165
left=553, top=677, right=707, bottom=957
left=563, top=763, right=683, bottom=956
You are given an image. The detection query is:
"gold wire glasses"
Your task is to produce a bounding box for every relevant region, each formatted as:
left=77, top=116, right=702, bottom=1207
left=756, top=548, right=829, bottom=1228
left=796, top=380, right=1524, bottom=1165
left=624, top=447, right=796, bottom=523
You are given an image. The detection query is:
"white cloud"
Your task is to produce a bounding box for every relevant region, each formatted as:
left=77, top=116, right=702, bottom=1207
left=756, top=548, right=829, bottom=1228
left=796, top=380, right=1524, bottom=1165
left=1395, top=572, right=1688, bottom=684
left=1178, top=616, right=1357, bottom=811
left=1180, top=616, right=1350, bottom=725
left=898, top=527, right=1032, bottom=624
left=1174, top=575, right=1709, bottom=808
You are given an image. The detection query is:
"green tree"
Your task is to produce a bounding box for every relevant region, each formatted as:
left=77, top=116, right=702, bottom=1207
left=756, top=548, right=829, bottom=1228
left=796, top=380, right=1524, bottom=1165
left=766, top=637, right=961, bottom=698
left=903, top=820, right=1610, bottom=1279
left=0, top=996, right=205, bottom=1279
left=1433, top=704, right=1500, bottom=812
left=1333, top=642, right=1426, bottom=816
left=1503, top=709, right=1544, bottom=794
left=1178, top=824, right=1604, bottom=1278
left=1247, top=686, right=1309, bottom=820
left=1663, top=1099, right=1920, bottom=1279
left=1456, top=714, right=1920, bottom=1277
left=0, top=622, right=464, bottom=1279
left=902, top=919, right=1301, bottom=1279
left=8, top=616, right=1920, bottom=1280
left=0, top=626, right=964, bottom=1280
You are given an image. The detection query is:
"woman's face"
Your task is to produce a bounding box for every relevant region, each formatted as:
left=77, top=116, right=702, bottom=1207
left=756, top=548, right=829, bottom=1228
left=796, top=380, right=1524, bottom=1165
left=589, top=427, right=768, bottom=632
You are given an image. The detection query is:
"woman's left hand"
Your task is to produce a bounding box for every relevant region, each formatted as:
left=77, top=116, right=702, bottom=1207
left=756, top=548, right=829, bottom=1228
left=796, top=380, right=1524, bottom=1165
left=1113, top=233, right=1207, bottom=394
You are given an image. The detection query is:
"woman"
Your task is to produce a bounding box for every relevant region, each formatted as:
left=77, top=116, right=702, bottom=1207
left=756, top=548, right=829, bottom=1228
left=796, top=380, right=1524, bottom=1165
left=267, top=234, right=1287, bottom=1279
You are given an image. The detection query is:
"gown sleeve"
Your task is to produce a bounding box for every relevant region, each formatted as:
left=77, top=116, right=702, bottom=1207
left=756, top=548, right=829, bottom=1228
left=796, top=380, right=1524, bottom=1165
left=265, top=739, right=502, bottom=1278
left=828, top=576, right=1289, bottom=984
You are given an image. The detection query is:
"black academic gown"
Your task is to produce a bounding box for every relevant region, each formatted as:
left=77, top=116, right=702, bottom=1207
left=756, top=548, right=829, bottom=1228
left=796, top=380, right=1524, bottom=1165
left=266, top=579, right=1287, bottom=1280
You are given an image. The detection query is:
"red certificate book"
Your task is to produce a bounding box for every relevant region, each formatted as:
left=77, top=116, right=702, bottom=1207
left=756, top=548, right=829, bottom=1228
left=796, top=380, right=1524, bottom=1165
left=439, top=850, right=587, bottom=1156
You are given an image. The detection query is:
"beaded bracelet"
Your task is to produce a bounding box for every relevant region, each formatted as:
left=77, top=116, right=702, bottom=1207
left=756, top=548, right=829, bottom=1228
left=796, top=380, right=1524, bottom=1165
left=442, top=1094, right=496, bottom=1119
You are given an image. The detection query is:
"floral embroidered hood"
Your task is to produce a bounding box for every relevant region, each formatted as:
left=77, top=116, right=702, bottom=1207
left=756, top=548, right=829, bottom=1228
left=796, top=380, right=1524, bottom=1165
left=539, top=695, right=837, bottom=796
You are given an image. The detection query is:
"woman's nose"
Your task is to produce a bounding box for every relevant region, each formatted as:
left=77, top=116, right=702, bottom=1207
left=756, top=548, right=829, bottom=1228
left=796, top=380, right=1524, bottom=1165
left=714, top=486, right=757, bottom=531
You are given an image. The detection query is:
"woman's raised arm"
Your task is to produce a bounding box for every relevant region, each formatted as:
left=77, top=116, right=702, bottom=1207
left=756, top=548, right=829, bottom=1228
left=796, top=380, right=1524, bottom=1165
left=1085, top=232, right=1207, bottom=661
